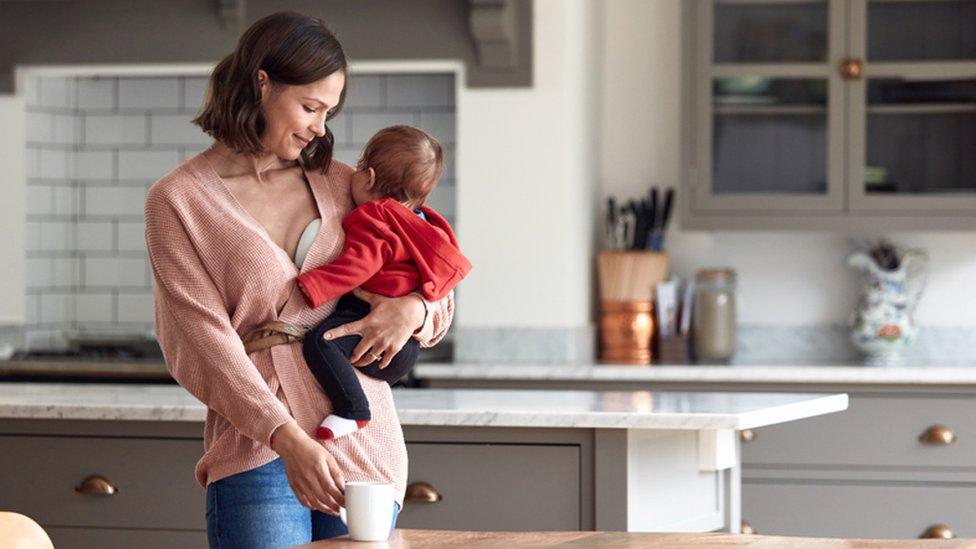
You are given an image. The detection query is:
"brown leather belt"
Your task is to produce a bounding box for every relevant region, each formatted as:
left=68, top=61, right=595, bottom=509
left=242, top=321, right=307, bottom=354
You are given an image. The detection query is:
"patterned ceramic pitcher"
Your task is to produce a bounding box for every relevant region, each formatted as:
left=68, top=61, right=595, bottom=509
left=846, top=247, right=928, bottom=360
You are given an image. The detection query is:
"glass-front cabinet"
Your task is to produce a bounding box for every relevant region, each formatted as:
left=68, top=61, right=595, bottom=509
left=684, top=0, right=976, bottom=228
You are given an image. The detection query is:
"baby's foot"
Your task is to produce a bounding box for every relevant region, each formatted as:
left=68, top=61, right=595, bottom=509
left=315, top=414, right=370, bottom=440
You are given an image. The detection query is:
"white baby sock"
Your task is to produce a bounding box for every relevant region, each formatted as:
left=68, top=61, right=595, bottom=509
left=315, top=414, right=369, bottom=440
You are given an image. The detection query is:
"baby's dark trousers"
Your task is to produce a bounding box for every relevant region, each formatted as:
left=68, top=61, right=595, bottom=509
left=302, top=293, right=420, bottom=420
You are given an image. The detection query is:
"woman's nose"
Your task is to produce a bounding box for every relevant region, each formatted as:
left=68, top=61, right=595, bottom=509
left=310, top=117, right=327, bottom=138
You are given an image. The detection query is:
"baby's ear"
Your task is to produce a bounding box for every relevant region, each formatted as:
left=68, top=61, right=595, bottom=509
left=366, top=167, right=376, bottom=189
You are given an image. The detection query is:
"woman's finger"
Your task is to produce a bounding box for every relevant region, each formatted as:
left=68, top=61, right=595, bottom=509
left=322, top=319, right=363, bottom=342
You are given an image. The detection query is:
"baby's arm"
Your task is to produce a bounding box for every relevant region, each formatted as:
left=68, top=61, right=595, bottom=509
left=295, top=223, right=392, bottom=309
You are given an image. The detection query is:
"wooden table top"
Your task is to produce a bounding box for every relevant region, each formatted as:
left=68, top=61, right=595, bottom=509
left=292, top=529, right=976, bottom=548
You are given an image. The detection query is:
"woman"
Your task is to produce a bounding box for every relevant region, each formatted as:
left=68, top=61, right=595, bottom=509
left=144, top=11, right=454, bottom=548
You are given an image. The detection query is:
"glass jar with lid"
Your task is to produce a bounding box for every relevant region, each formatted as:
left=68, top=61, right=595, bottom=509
left=693, top=268, right=737, bottom=363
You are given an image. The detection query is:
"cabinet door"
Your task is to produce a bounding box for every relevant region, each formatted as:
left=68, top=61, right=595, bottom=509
left=398, top=443, right=580, bottom=531
left=690, top=0, right=847, bottom=213
left=847, top=0, right=976, bottom=212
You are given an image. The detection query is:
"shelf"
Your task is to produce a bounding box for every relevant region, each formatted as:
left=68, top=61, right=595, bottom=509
left=866, top=103, right=976, bottom=114
left=713, top=104, right=827, bottom=115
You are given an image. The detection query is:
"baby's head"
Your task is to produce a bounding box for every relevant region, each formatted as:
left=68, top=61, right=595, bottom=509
left=351, top=125, right=444, bottom=209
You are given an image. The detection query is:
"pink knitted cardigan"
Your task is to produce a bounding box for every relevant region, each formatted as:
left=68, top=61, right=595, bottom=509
left=144, top=152, right=454, bottom=507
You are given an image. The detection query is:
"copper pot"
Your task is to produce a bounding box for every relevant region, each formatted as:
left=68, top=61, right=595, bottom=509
left=599, top=300, right=654, bottom=365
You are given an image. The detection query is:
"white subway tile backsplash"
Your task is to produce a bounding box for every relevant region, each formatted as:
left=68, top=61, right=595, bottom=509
left=25, top=295, right=40, bottom=324
left=117, top=293, right=154, bottom=323
left=84, top=257, right=148, bottom=287
left=387, top=74, right=454, bottom=108
left=84, top=186, right=146, bottom=217
left=26, top=148, right=41, bottom=179
left=344, top=75, right=383, bottom=108
left=53, top=114, right=78, bottom=144
left=118, top=77, right=181, bottom=110
left=183, top=77, right=209, bottom=112
left=25, top=72, right=457, bottom=347
left=350, top=112, right=416, bottom=144
left=417, top=112, right=456, bottom=144
left=329, top=116, right=350, bottom=146
left=84, top=114, right=146, bottom=146
left=77, top=221, right=114, bottom=252
left=26, top=112, right=54, bottom=143
left=39, top=77, right=69, bottom=109
left=116, top=221, right=146, bottom=252
left=39, top=148, right=69, bottom=179
left=25, top=222, right=42, bottom=252
left=75, top=150, right=114, bottom=180
left=27, top=186, right=54, bottom=216
left=24, top=76, right=42, bottom=108
left=51, top=185, right=77, bottom=217
left=77, top=78, right=116, bottom=110
left=39, top=293, right=73, bottom=324
left=39, top=221, right=74, bottom=252
left=52, top=257, right=77, bottom=287
left=150, top=114, right=211, bottom=145
left=27, top=258, right=53, bottom=288
left=117, top=150, right=181, bottom=180
left=76, top=293, right=114, bottom=322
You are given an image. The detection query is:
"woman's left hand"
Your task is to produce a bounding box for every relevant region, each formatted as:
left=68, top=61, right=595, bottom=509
left=321, top=288, right=425, bottom=370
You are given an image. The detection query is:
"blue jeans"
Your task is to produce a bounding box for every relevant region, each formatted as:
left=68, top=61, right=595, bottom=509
left=205, top=457, right=400, bottom=548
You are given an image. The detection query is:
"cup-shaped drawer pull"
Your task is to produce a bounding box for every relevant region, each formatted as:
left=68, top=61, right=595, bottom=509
left=920, top=523, right=954, bottom=539
left=74, top=474, right=119, bottom=496
left=740, top=520, right=756, bottom=535
left=405, top=481, right=442, bottom=504
left=740, top=429, right=756, bottom=443
left=919, top=424, right=957, bottom=445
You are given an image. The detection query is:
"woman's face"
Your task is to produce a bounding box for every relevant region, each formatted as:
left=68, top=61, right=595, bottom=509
left=257, top=69, right=345, bottom=160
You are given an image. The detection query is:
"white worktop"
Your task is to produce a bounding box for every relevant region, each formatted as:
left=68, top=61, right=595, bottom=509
left=0, top=382, right=847, bottom=430
left=415, top=361, right=976, bottom=386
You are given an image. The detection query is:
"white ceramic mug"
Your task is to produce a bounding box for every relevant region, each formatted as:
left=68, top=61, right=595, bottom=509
left=339, top=481, right=395, bottom=541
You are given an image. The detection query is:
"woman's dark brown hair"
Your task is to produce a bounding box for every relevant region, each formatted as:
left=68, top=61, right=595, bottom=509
left=357, top=125, right=444, bottom=209
left=192, top=11, right=347, bottom=174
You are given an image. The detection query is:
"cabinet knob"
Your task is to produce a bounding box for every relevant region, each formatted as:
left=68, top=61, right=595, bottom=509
left=740, top=520, right=756, bottom=535
left=740, top=429, right=756, bottom=443
left=74, top=474, right=119, bottom=496
left=405, top=481, right=442, bottom=504
left=920, top=523, right=954, bottom=539
left=839, top=58, right=863, bottom=80
left=919, top=424, right=957, bottom=445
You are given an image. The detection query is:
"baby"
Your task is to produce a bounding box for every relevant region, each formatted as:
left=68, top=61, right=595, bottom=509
left=296, top=125, right=471, bottom=440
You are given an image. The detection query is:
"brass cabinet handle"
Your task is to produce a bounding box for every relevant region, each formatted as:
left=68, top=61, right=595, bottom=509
left=404, top=481, right=442, bottom=504
left=919, top=424, right=957, bottom=445
left=920, top=523, right=954, bottom=539
left=740, top=520, right=756, bottom=535
left=839, top=58, right=863, bottom=80
left=74, top=474, right=119, bottom=496
left=740, top=429, right=756, bottom=443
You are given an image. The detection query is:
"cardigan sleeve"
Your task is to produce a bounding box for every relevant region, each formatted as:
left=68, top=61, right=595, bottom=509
left=411, top=289, right=454, bottom=349
left=145, top=191, right=296, bottom=448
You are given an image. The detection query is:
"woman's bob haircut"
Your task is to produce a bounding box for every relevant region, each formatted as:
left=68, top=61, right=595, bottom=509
left=192, top=11, right=348, bottom=173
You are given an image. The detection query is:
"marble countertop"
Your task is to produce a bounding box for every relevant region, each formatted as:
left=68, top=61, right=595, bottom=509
left=414, top=361, right=976, bottom=386
left=0, top=382, right=847, bottom=430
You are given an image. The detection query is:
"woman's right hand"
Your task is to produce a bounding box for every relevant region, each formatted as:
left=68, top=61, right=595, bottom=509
left=270, top=421, right=346, bottom=515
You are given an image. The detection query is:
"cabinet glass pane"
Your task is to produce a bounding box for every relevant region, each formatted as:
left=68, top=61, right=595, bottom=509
left=865, top=78, right=976, bottom=194
left=712, top=78, right=828, bottom=195
left=713, top=1, right=828, bottom=63
left=868, top=1, right=976, bottom=62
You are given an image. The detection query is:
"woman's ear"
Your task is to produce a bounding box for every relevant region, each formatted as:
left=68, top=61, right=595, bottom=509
left=257, top=69, right=269, bottom=99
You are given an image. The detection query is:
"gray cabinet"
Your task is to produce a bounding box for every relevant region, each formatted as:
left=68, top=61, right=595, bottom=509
left=0, top=419, right=589, bottom=548
left=683, top=0, right=976, bottom=230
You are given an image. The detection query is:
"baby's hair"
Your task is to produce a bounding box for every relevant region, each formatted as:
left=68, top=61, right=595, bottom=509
left=356, top=125, right=444, bottom=209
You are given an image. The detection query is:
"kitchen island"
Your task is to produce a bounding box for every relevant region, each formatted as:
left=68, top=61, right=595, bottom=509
left=416, top=362, right=976, bottom=539
left=0, top=382, right=846, bottom=548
